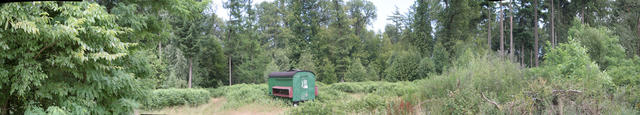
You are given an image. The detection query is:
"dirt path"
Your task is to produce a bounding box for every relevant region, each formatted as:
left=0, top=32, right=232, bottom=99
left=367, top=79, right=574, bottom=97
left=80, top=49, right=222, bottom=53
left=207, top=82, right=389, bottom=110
left=138, top=97, right=286, bottom=115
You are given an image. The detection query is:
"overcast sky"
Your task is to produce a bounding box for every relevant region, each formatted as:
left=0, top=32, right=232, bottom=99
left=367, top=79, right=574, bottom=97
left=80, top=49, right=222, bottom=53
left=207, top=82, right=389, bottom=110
left=211, top=0, right=415, bottom=33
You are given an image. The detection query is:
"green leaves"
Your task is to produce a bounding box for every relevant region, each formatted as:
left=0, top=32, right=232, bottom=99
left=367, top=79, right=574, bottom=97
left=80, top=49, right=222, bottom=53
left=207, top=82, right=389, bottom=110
left=12, top=21, right=39, bottom=34
left=0, top=2, right=148, bottom=114
left=344, top=59, right=368, bottom=82
left=570, top=21, right=626, bottom=70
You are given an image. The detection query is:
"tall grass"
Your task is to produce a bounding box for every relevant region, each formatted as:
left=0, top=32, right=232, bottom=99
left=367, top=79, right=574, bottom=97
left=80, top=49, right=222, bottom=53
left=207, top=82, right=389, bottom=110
left=211, top=83, right=288, bottom=109
left=144, top=88, right=211, bottom=109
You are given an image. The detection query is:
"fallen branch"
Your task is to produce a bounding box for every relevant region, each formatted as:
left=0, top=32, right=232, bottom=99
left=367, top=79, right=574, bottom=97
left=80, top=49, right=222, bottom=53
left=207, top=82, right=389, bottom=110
left=552, top=90, right=582, bottom=95
left=481, top=92, right=502, bottom=110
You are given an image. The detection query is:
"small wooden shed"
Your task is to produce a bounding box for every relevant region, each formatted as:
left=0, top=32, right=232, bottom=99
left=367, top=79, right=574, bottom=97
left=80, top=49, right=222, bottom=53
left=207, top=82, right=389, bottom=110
left=268, top=70, right=317, bottom=104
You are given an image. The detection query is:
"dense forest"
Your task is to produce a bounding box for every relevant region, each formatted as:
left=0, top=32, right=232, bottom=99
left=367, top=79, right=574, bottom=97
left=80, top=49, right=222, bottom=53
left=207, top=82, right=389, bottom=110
left=0, top=0, right=639, bottom=114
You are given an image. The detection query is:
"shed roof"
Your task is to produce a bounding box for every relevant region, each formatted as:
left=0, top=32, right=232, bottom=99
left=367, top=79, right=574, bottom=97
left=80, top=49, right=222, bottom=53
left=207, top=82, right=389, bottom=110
left=268, top=70, right=314, bottom=78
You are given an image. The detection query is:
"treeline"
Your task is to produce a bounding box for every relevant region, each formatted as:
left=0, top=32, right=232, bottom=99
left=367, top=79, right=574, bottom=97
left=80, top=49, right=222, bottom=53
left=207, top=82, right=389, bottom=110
left=1, top=0, right=640, bottom=114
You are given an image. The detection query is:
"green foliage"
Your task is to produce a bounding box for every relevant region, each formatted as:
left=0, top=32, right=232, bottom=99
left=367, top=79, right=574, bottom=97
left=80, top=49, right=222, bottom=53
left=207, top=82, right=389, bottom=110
left=606, top=57, right=640, bottom=86
left=533, top=38, right=613, bottom=89
left=288, top=101, right=338, bottom=115
left=569, top=21, right=626, bottom=70
left=206, top=88, right=225, bottom=98
left=613, top=86, right=640, bottom=110
left=346, top=94, right=386, bottom=112
left=268, top=48, right=293, bottom=71
left=289, top=81, right=417, bottom=114
left=295, top=52, right=316, bottom=71
left=344, top=59, right=369, bottom=82
left=425, top=52, right=525, bottom=95
left=412, top=49, right=638, bottom=114
left=383, top=49, right=421, bottom=81
left=432, top=42, right=450, bottom=73
left=4, top=0, right=640, bottom=114
left=213, top=84, right=287, bottom=109
left=436, top=0, right=483, bottom=56
left=414, top=51, right=524, bottom=114
left=566, top=21, right=640, bottom=86
left=408, top=0, right=441, bottom=55
left=160, top=45, right=189, bottom=88
left=194, top=36, right=228, bottom=88
left=326, top=81, right=418, bottom=97
left=317, top=58, right=338, bottom=84
left=145, top=88, right=211, bottom=109
left=234, top=52, right=270, bottom=84
left=0, top=2, right=148, bottom=114
left=417, top=57, right=436, bottom=78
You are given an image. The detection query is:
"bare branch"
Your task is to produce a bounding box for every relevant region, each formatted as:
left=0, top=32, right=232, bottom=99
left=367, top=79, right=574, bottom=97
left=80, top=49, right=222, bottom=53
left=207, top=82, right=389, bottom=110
left=481, top=92, right=502, bottom=110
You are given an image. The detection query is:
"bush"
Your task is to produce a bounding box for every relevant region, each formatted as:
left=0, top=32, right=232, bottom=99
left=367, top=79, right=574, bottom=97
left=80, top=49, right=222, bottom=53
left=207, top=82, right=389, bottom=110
left=533, top=38, right=613, bottom=92
left=316, top=85, right=350, bottom=102
left=145, top=88, right=211, bottom=109
left=326, top=81, right=418, bottom=96
left=288, top=101, right=340, bottom=115
left=414, top=51, right=526, bottom=114
left=347, top=94, right=386, bottom=113
left=383, top=49, right=421, bottom=81
left=569, top=21, right=626, bottom=70
left=606, top=57, right=640, bottom=86
left=317, top=58, right=338, bottom=84
left=344, top=59, right=370, bottom=82
left=207, top=88, right=225, bottom=98
left=215, top=83, right=287, bottom=109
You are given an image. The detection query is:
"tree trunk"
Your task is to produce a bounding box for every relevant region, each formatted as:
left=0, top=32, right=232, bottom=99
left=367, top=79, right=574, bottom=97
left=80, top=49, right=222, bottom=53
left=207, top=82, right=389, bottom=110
left=551, top=0, right=555, bottom=48
left=637, top=17, right=640, bottom=56
left=500, top=8, right=504, bottom=56
left=488, top=9, right=492, bottom=49
left=510, top=13, right=514, bottom=60
left=530, top=50, right=533, bottom=67
left=521, top=43, right=524, bottom=67
left=229, top=57, right=232, bottom=85
left=581, top=8, right=585, bottom=24
left=534, top=0, right=539, bottom=67
left=188, top=58, right=192, bottom=88
left=1, top=87, right=8, bottom=115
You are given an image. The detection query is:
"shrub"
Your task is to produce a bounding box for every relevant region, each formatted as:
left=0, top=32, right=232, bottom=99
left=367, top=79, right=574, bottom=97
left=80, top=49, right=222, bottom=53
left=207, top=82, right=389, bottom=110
left=344, top=59, right=367, bottom=82
left=606, top=57, right=640, bottom=86
left=569, top=21, right=626, bottom=70
left=383, top=49, right=421, bottom=81
left=215, top=83, right=287, bottom=109
left=533, top=38, right=613, bottom=92
left=612, top=86, right=640, bottom=111
left=145, top=88, right=211, bottom=109
left=417, top=57, right=436, bottom=78
left=207, top=88, right=225, bottom=97
left=316, top=86, right=350, bottom=102
left=288, top=101, right=340, bottom=115
left=347, top=94, right=386, bottom=113
left=415, top=51, right=526, bottom=114
left=317, top=58, right=338, bottom=84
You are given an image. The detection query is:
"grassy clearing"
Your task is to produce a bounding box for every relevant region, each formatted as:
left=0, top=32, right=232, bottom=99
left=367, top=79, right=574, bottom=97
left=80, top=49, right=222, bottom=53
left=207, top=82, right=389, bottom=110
left=140, top=52, right=639, bottom=114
